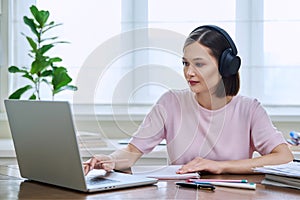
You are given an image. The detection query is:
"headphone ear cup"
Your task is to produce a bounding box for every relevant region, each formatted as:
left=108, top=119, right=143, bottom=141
left=219, top=48, right=241, bottom=77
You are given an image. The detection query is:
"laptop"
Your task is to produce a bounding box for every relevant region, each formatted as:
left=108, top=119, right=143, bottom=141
left=4, top=100, right=158, bottom=193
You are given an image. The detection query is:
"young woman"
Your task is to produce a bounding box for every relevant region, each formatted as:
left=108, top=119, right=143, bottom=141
left=84, top=25, right=293, bottom=175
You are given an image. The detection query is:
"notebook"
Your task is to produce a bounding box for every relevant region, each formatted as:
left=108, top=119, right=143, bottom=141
left=4, top=100, right=158, bottom=193
left=253, top=161, right=300, bottom=190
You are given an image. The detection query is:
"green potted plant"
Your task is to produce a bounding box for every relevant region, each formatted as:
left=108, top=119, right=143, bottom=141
left=8, top=5, right=77, bottom=100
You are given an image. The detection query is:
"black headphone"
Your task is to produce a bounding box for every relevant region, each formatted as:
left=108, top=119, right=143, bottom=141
left=191, top=25, right=241, bottom=77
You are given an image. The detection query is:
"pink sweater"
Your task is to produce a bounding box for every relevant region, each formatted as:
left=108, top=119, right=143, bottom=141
left=130, top=89, right=286, bottom=165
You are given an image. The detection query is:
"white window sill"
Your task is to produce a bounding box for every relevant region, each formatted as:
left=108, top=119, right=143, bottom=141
left=1, top=139, right=299, bottom=161
left=71, top=104, right=151, bottom=121
left=1, top=104, right=300, bottom=122
left=0, top=138, right=169, bottom=166
left=264, top=105, right=300, bottom=122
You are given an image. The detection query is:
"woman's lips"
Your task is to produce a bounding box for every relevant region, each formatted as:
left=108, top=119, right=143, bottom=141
left=189, top=80, right=199, bottom=86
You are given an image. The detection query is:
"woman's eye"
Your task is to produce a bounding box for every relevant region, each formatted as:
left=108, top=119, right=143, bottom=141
left=195, top=63, right=203, bottom=67
left=182, top=61, right=189, bottom=66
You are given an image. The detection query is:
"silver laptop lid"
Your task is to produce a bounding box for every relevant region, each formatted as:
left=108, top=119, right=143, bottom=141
left=4, top=100, right=87, bottom=191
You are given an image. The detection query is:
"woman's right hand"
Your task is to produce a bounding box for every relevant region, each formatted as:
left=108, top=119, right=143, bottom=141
left=83, top=155, right=115, bottom=175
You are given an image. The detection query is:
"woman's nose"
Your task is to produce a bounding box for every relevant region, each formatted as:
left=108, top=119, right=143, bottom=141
left=186, top=66, right=196, bottom=76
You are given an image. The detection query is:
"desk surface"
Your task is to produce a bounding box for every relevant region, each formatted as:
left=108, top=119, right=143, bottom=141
left=1, top=165, right=299, bottom=200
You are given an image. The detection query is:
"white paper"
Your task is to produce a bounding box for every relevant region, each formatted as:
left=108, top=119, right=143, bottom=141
left=131, top=165, right=200, bottom=180
left=253, top=162, right=300, bottom=178
left=261, top=179, right=300, bottom=190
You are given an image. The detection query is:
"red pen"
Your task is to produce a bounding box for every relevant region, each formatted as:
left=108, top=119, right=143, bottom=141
left=187, top=179, right=248, bottom=183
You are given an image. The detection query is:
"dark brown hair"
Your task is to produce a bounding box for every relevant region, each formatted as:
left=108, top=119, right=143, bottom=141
left=184, top=27, right=240, bottom=97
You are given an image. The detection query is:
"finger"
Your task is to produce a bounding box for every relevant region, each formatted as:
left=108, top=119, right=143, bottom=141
left=177, top=162, right=202, bottom=174
left=102, top=163, right=114, bottom=171
left=176, top=165, right=188, bottom=174
left=187, top=158, right=203, bottom=166
left=177, top=164, right=192, bottom=173
left=94, top=162, right=104, bottom=169
left=83, top=162, right=90, bottom=166
left=83, top=159, right=92, bottom=175
left=83, top=164, right=90, bottom=175
left=89, top=157, right=100, bottom=170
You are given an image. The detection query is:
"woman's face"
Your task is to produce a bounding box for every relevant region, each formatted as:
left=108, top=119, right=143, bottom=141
left=183, top=42, right=221, bottom=95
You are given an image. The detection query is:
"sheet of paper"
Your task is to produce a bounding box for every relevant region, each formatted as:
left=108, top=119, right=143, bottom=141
left=131, top=165, right=200, bottom=180
left=261, top=179, right=300, bottom=190
left=253, top=162, right=300, bottom=178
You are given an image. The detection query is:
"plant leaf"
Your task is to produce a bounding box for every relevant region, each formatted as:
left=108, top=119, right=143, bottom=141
left=26, top=36, right=37, bottom=51
left=53, top=85, right=78, bottom=95
left=51, top=41, right=70, bottom=45
left=41, top=70, right=52, bottom=77
left=23, top=16, right=39, bottom=37
left=8, top=85, right=33, bottom=99
left=64, top=85, right=78, bottom=91
left=27, top=52, right=34, bottom=58
left=47, top=21, right=55, bottom=26
left=31, top=59, right=49, bottom=74
left=29, top=93, right=37, bottom=100
left=49, top=57, right=62, bottom=63
left=40, top=44, right=54, bottom=55
left=8, top=66, right=27, bottom=73
left=40, top=36, right=59, bottom=43
left=22, top=73, right=34, bottom=82
left=30, top=5, right=49, bottom=27
left=52, top=67, right=72, bottom=91
left=29, top=5, right=39, bottom=18
left=43, top=23, right=63, bottom=33
left=41, top=78, right=50, bottom=85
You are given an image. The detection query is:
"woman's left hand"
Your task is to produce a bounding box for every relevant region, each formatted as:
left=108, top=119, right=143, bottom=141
left=176, top=157, right=224, bottom=174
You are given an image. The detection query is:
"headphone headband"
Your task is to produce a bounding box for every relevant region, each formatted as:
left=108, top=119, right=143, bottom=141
left=191, top=25, right=238, bottom=55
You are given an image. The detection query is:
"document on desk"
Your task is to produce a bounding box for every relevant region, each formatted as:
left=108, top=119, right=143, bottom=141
left=253, top=161, right=300, bottom=178
left=253, top=162, right=300, bottom=190
left=131, top=165, right=200, bottom=180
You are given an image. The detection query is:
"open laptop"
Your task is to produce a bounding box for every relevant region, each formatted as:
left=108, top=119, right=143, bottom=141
left=4, top=100, right=158, bottom=193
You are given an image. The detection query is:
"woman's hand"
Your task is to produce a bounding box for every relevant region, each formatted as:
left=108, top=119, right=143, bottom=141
left=83, top=155, right=115, bottom=175
left=176, top=157, right=224, bottom=174
left=176, top=144, right=293, bottom=175
left=83, top=144, right=143, bottom=176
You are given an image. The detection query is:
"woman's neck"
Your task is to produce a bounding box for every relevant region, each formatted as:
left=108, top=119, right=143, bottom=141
left=195, top=93, right=233, bottom=110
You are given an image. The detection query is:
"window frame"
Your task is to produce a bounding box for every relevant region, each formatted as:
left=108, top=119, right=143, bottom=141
left=1, top=0, right=300, bottom=121
left=0, top=0, right=12, bottom=113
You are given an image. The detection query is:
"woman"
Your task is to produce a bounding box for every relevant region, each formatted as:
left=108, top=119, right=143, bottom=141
left=84, top=25, right=293, bottom=175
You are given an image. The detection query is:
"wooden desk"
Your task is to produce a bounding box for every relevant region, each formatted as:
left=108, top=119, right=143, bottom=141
left=0, top=165, right=299, bottom=199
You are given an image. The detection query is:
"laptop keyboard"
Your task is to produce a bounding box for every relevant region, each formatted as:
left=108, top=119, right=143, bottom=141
left=86, top=176, right=119, bottom=186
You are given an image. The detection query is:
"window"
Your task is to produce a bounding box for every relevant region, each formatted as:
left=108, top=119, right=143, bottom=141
left=147, top=0, right=236, bottom=103
left=0, top=0, right=13, bottom=114
left=3, top=0, right=300, bottom=109
left=259, top=0, right=300, bottom=105
left=36, top=0, right=122, bottom=104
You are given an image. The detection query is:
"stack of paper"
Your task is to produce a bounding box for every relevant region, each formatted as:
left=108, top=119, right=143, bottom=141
left=253, top=162, right=300, bottom=190
left=131, top=165, right=200, bottom=180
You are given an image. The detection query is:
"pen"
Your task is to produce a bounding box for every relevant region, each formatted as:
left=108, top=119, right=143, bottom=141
left=83, top=159, right=128, bottom=170
left=99, top=159, right=128, bottom=164
left=290, top=131, right=300, bottom=139
left=176, top=182, right=215, bottom=191
left=193, top=181, right=256, bottom=190
left=188, top=179, right=248, bottom=183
